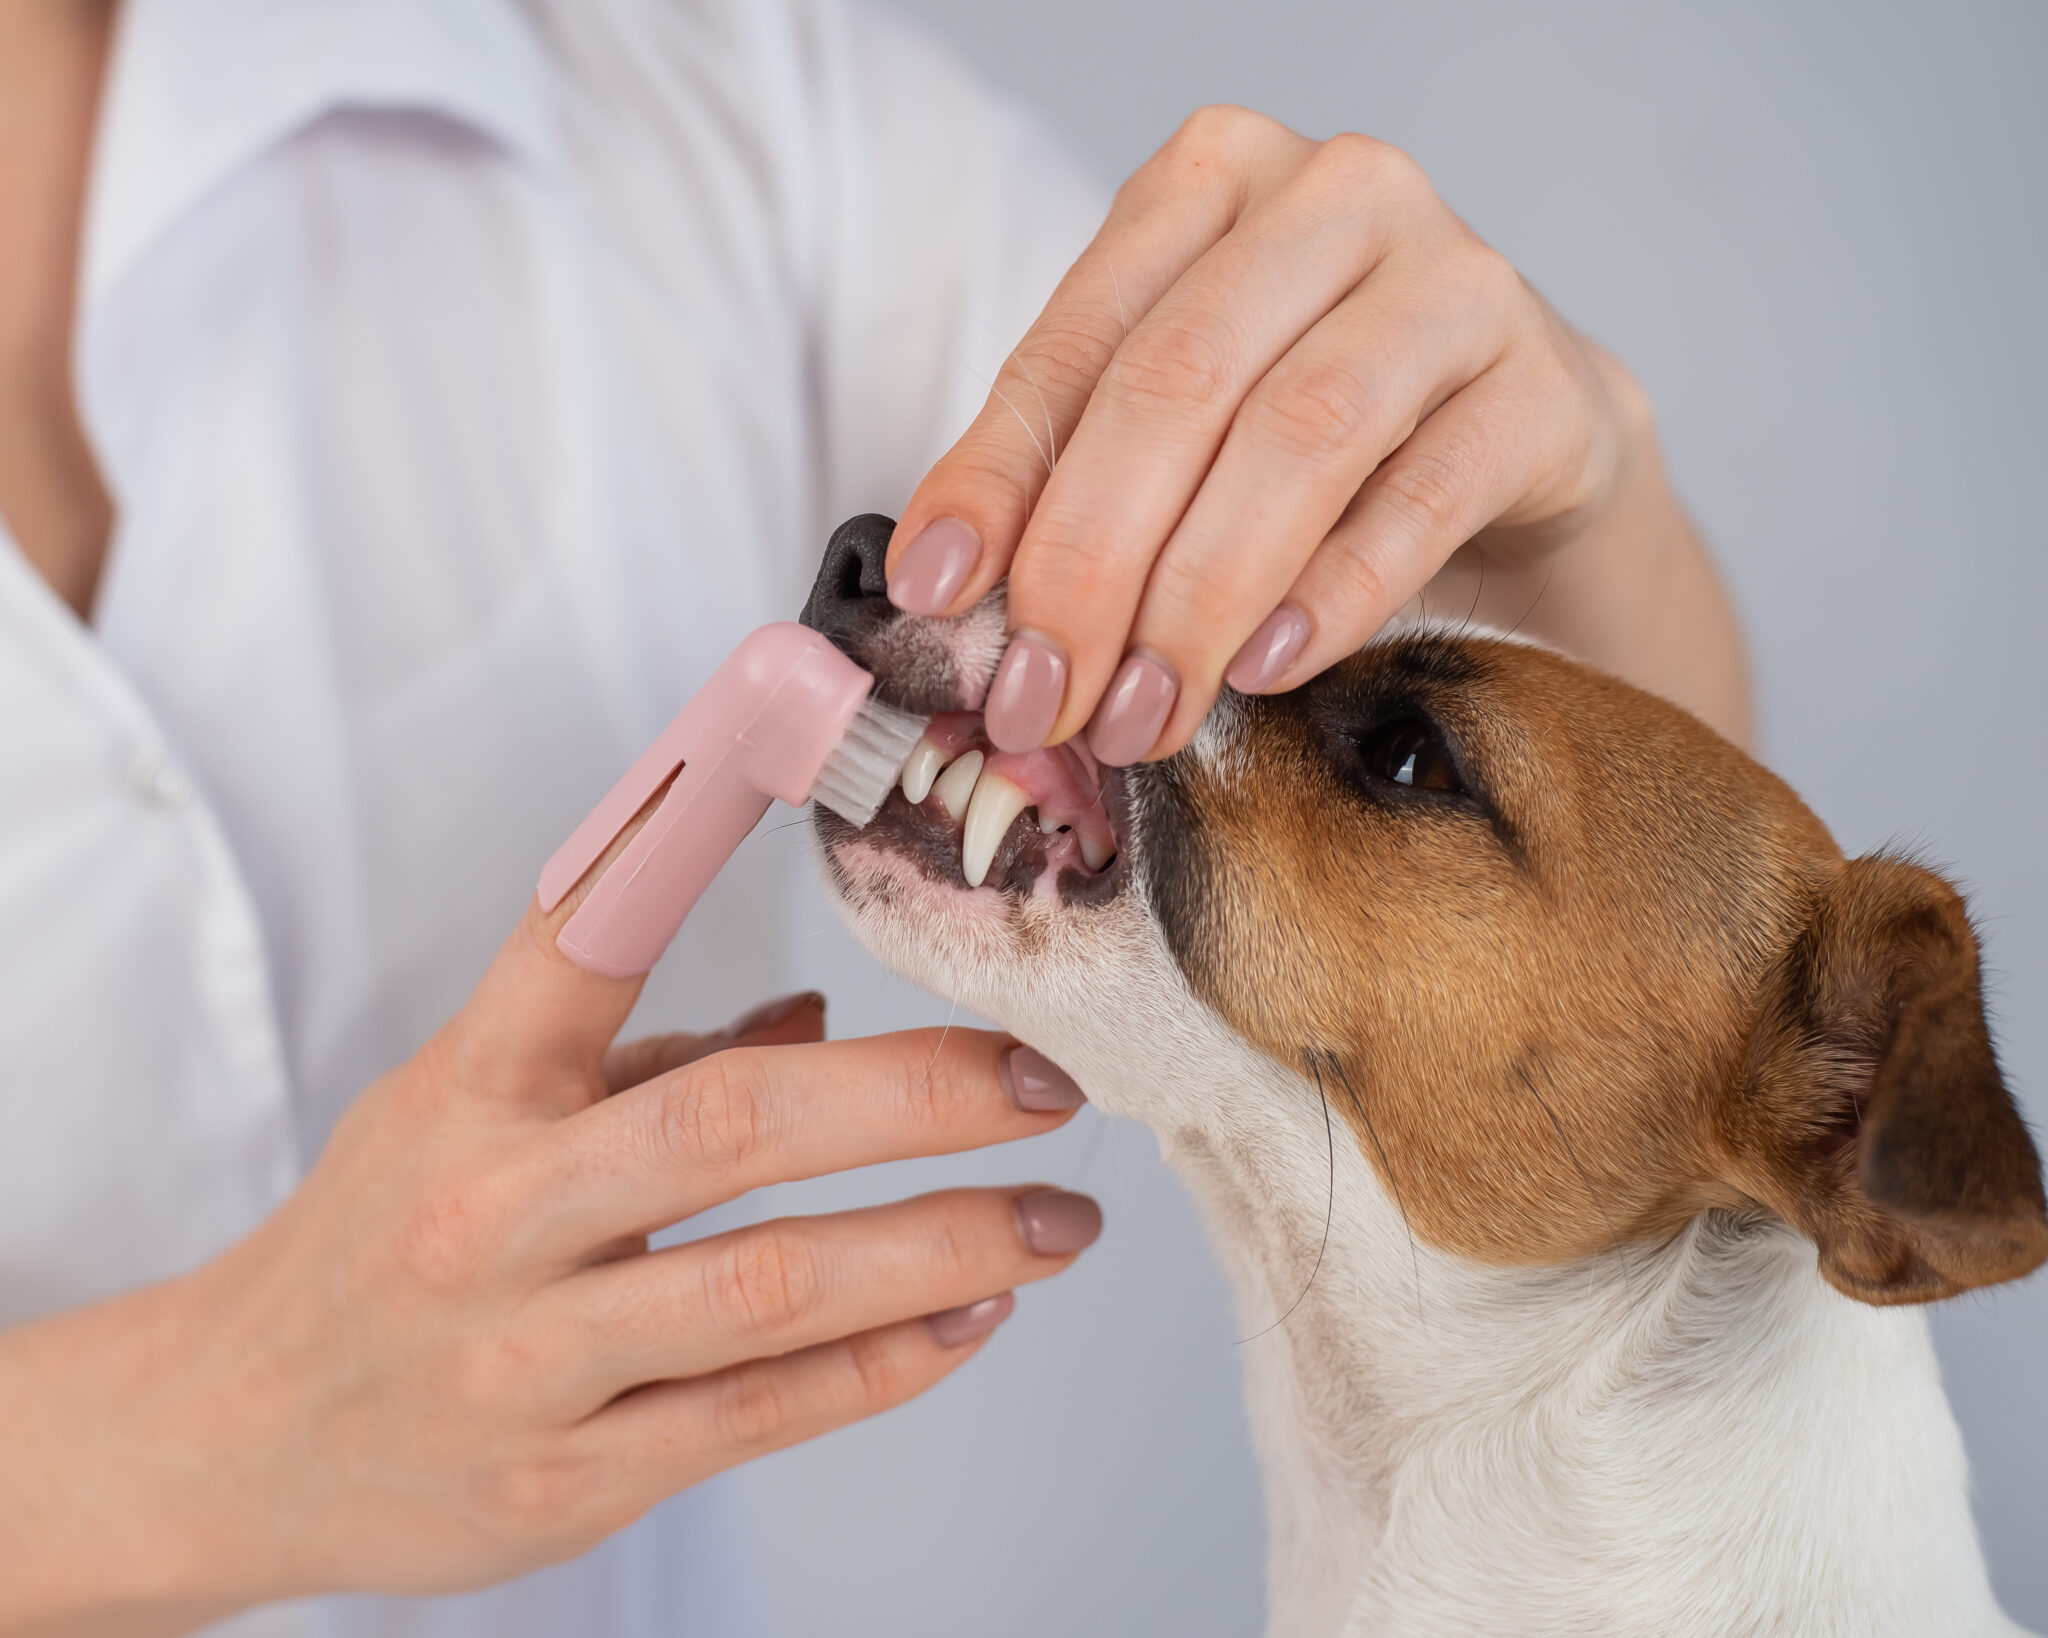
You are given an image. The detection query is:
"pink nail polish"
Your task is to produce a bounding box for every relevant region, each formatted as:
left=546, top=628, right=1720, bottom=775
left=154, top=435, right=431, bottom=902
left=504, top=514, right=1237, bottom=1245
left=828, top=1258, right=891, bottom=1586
left=1225, top=604, right=1311, bottom=694
left=984, top=631, right=1068, bottom=752
left=927, top=1291, right=1015, bottom=1347
left=1001, top=1045, right=1088, bottom=1111
left=887, top=519, right=980, bottom=615
left=1085, top=651, right=1179, bottom=767
left=1014, top=1189, right=1103, bottom=1256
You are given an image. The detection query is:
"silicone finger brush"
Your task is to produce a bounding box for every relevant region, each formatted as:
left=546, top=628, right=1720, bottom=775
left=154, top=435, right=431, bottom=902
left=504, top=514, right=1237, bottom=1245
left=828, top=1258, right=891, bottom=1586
left=537, top=622, right=924, bottom=977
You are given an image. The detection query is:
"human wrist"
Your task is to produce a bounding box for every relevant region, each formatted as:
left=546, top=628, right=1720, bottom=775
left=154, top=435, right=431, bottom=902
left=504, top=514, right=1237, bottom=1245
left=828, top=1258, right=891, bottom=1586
left=0, top=1270, right=289, bottom=1635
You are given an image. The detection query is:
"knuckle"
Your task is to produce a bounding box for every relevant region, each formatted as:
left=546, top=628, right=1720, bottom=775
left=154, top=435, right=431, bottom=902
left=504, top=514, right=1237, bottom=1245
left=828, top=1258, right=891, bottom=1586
left=449, top=1329, right=545, bottom=1418
left=1378, top=448, right=1475, bottom=539
left=705, top=1226, right=823, bottom=1340
left=1107, top=318, right=1238, bottom=414
left=919, top=1195, right=986, bottom=1288
left=657, top=1050, right=771, bottom=1175
left=1314, top=131, right=1423, bottom=195
left=396, top=1179, right=503, bottom=1290
left=1449, top=237, right=1524, bottom=308
left=1010, top=327, right=1108, bottom=398
left=888, top=1046, right=986, bottom=1146
left=483, top=1450, right=604, bottom=1542
left=1170, top=102, right=1264, bottom=161
left=1250, top=357, right=1384, bottom=462
left=713, top=1364, right=795, bottom=1451
left=842, top=1327, right=916, bottom=1413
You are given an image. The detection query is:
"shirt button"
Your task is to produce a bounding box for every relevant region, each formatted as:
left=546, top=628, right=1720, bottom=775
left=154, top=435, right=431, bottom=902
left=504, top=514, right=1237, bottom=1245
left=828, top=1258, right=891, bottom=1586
left=129, top=750, right=191, bottom=812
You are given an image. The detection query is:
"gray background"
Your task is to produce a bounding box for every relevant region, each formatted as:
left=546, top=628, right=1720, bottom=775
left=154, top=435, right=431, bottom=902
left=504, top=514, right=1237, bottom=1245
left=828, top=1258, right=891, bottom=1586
left=731, top=2, right=2048, bottom=1631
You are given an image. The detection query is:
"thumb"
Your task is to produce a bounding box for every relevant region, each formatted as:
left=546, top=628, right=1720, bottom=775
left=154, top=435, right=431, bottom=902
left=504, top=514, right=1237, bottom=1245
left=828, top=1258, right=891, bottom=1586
left=441, top=792, right=669, bottom=1114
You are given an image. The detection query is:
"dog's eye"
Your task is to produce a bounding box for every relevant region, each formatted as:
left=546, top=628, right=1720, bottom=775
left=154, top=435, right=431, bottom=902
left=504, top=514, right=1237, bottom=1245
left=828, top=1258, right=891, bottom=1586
left=1356, top=717, right=1464, bottom=795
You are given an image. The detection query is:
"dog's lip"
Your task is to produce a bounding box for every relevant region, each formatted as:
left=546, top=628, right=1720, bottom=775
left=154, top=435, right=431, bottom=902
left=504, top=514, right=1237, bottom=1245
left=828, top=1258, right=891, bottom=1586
left=911, top=711, right=1118, bottom=870
left=839, top=705, right=1123, bottom=896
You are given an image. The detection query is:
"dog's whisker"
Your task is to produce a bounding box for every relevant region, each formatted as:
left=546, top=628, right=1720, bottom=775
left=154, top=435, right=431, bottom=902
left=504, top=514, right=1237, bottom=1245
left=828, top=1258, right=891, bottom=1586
left=1069, top=1104, right=1110, bottom=1190
left=960, top=361, right=1053, bottom=478
left=1237, top=1052, right=1337, bottom=1345
left=1009, top=350, right=1061, bottom=467
left=928, top=997, right=961, bottom=1070
left=1514, top=1060, right=1638, bottom=1305
left=1332, top=1055, right=1426, bottom=1329
left=1501, top=564, right=1557, bottom=643
left=1458, top=554, right=1487, bottom=638
left=1105, top=251, right=1131, bottom=341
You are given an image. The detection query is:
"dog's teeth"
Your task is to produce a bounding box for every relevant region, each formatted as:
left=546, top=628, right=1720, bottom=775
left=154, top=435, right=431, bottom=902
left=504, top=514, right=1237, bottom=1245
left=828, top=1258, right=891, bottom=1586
left=931, top=749, right=983, bottom=824
left=1079, top=832, right=1116, bottom=871
left=1038, top=811, right=1064, bottom=833
left=962, top=772, right=1030, bottom=888
left=899, top=738, right=949, bottom=805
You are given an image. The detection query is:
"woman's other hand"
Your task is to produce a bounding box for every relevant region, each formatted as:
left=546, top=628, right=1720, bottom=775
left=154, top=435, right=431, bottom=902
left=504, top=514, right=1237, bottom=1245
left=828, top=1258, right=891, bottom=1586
left=887, top=106, right=1750, bottom=758
left=0, top=882, right=1096, bottom=1632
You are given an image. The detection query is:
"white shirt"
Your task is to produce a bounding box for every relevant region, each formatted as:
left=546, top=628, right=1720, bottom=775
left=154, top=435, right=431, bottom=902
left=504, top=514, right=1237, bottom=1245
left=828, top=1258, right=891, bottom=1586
left=0, top=0, right=1101, bottom=1631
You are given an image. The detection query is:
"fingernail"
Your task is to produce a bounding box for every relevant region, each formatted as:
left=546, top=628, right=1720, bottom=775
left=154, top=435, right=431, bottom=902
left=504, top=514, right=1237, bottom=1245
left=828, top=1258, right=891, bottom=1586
left=1001, top=1045, right=1088, bottom=1112
left=984, top=630, right=1069, bottom=752
left=724, top=990, right=825, bottom=1037
left=1085, top=650, right=1179, bottom=767
left=887, top=519, right=980, bottom=615
left=1015, top=1189, right=1103, bottom=1256
left=927, top=1290, right=1015, bottom=1348
left=1225, top=604, right=1311, bottom=694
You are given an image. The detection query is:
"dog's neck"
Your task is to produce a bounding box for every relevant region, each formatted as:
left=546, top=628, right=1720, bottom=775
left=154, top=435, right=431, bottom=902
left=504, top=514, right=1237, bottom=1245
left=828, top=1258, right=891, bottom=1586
left=1029, top=960, right=2020, bottom=1638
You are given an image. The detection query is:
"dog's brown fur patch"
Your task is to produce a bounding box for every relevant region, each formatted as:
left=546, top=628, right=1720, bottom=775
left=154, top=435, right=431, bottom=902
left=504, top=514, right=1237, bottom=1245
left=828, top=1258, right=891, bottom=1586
left=1144, top=635, right=2047, bottom=1301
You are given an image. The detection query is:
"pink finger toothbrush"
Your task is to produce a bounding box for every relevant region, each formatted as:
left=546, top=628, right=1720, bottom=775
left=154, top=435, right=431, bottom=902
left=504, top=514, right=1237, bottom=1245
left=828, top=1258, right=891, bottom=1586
left=537, top=622, right=925, bottom=977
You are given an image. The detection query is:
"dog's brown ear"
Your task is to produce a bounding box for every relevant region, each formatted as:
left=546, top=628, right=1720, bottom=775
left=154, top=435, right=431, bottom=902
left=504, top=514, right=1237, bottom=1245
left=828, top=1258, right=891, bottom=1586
left=1731, top=855, right=2048, bottom=1305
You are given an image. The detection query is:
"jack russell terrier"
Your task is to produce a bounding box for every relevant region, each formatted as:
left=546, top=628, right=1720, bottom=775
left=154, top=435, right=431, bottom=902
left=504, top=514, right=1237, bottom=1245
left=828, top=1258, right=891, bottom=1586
left=800, top=515, right=2048, bottom=1638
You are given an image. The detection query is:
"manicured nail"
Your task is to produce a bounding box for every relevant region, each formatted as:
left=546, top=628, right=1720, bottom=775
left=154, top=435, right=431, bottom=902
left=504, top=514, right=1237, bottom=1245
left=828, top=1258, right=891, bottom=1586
left=1014, top=1189, right=1103, bottom=1256
left=1001, top=1045, right=1088, bottom=1112
left=1225, top=604, right=1311, bottom=694
left=887, top=519, right=981, bottom=615
left=927, top=1290, right=1015, bottom=1348
left=724, top=990, right=825, bottom=1037
left=984, top=630, right=1069, bottom=752
left=1085, top=650, right=1180, bottom=767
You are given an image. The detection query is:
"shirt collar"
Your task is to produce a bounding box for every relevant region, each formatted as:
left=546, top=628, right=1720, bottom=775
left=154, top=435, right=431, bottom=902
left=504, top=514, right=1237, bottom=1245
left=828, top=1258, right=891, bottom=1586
left=84, top=0, right=559, bottom=308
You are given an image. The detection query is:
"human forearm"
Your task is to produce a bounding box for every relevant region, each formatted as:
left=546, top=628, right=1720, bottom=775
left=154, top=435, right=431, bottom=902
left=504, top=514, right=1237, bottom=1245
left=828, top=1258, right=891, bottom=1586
left=1506, top=357, right=1753, bottom=750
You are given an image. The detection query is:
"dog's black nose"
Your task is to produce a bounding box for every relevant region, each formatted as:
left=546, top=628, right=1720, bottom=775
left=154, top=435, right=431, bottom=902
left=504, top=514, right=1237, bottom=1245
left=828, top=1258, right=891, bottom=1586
left=800, top=513, right=897, bottom=647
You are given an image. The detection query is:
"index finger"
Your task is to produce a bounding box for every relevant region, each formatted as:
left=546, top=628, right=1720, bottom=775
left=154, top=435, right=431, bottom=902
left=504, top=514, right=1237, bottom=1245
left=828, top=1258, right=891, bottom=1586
left=883, top=108, right=1305, bottom=624
left=520, top=1028, right=1085, bottom=1261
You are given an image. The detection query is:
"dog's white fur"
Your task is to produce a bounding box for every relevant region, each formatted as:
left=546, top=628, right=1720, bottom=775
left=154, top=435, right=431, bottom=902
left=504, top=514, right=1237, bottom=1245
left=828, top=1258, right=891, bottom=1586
left=828, top=689, right=2030, bottom=1638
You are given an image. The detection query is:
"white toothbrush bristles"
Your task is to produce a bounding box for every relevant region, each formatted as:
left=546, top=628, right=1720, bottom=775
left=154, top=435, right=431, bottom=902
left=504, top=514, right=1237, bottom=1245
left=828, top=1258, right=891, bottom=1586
left=811, top=695, right=929, bottom=827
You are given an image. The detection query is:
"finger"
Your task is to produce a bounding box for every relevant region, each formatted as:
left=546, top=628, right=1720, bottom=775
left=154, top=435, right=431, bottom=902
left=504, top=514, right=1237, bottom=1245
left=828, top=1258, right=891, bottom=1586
left=536, top=1186, right=1099, bottom=1406
left=882, top=107, right=1309, bottom=624
left=521, top=1031, right=1086, bottom=1260
left=1110, top=243, right=1514, bottom=760
left=438, top=796, right=668, bottom=1117
left=996, top=136, right=1451, bottom=753
left=580, top=1304, right=1015, bottom=1500
left=1255, top=357, right=1582, bottom=691
left=602, top=992, right=828, bottom=1096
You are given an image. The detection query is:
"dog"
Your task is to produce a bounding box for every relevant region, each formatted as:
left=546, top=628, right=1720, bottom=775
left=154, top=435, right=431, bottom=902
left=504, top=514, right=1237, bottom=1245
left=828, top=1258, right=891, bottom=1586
left=800, top=515, right=2048, bottom=1637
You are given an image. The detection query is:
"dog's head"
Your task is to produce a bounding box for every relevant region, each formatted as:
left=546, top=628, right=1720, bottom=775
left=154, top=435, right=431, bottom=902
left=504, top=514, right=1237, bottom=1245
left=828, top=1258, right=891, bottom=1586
left=807, top=516, right=2048, bottom=1306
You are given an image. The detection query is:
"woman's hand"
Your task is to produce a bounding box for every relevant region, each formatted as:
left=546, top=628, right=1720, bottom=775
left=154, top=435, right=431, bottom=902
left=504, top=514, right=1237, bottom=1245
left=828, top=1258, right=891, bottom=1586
left=887, top=105, right=1750, bottom=757
left=0, top=883, right=1097, bottom=1634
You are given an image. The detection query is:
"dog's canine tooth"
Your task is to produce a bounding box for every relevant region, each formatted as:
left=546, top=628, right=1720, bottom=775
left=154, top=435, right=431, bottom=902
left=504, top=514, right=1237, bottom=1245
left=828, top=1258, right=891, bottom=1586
left=1079, top=832, right=1116, bottom=871
left=931, top=749, right=983, bottom=824
left=899, top=737, right=950, bottom=805
left=962, top=772, right=1030, bottom=888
